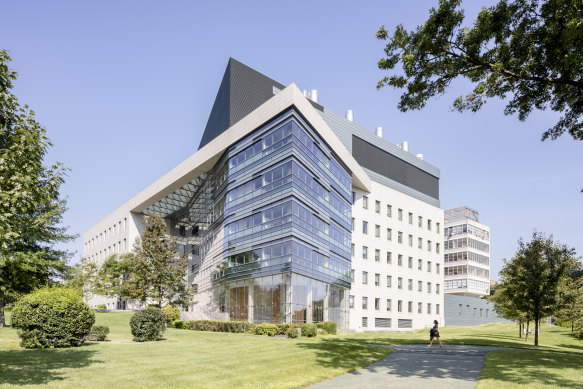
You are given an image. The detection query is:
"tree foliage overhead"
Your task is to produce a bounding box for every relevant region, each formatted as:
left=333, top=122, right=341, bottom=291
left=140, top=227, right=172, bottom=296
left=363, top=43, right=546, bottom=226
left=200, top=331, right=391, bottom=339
left=376, top=0, right=583, bottom=141
left=0, top=50, right=75, bottom=327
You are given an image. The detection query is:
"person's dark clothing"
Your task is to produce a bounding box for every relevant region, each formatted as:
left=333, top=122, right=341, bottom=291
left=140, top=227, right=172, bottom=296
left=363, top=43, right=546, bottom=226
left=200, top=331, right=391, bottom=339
left=430, top=324, right=439, bottom=340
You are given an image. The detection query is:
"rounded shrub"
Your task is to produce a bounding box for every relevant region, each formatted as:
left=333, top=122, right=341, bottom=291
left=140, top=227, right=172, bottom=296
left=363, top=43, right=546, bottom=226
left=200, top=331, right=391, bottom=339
left=322, top=321, right=337, bottom=335
left=96, top=304, right=106, bottom=310
left=301, top=323, right=317, bottom=337
left=91, top=325, right=110, bottom=341
left=130, top=307, right=166, bottom=342
left=11, top=288, right=95, bottom=349
left=253, top=322, right=277, bottom=336
left=162, top=306, right=181, bottom=325
left=286, top=326, right=299, bottom=338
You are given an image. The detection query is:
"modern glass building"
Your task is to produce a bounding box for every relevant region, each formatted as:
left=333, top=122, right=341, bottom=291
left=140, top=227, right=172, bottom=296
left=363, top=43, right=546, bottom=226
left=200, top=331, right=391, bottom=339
left=84, top=58, right=445, bottom=331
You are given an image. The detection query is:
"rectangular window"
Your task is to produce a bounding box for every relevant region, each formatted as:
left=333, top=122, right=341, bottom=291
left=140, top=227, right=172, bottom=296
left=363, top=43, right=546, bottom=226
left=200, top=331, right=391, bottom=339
left=351, top=269, right=355, bottom=283
left=408, top=212, right=413, bottom=224
left=408, top=278, right=413, bottom=291
left=486, top=309, right=489, bottom=317
left=418, top=281, right=423, bottom=292
left=436, top=284, right=440, bottom=294
left=436, top=222, right=440, bottom=233
left=363, top=196, right=368, bottom=209
left=436, top=304, right=440, bottom=314
left=349, top=295, right=354, bottom=309
left=427, top=240, right=432, bottom=251
left=398, top=254, right=403, bottom=266
left=351, top=218, right=355, bottom=231
left=362, top=246, right=368, bottom=260
left=362, top=317, right=368, bottom=327
left=427, top=282, right=432, bottom=293
left=408, top=256, right=413, bottom=268
left=387, top=299, right=392, bottom=311
left=427, top=261, right=432, bottom=272
left=386, top=251, right=392, bottom=264
left=480, top=308, right=483, bottom=317
left=398, top=300, right=403, bottom=312
left=418, top=302, right=423, bottom=313
left=352, top=191, right=356, bottom=204
left=375, top=200, right=381, bottom=213
left=408, top=301, right=413, bottom=313
left=398, top=208, right=403, bottom=221
left=427, top=219, right=432, bottom=231
left=387, top=228, right=392, bottom=241
left=124, top=217, right=127, bottom=230
left=436, top=264, right=440, bottom=274
left=436, top=243, right=440, bottom=254
left=375, top=273, right=380, bottom=286
left=387, top=204, right=392, bottom=217
left=398, top=231, right=403, bottom=244
left=418, top=216, right=423, bottom=228
left=418, top=259, right=422, bottom=271
left=398, top=277, right=403, bottom=289
left=375, top=249, right=380, bottom=262
left=362, top=297, right=368, bottom=310
left=352, top=243, right=355, bottom=257
left=375, top=225, right=380, bottom=238
left=418, top=237, right=423, bottom=249
left=362, top=271, right=368, bottom=284
left=363, top=221, right=368, bottom=234
left=375, top=298, right=380, bottom=310
left=387, top=275, right=392, bottom=288
left=408, top=234, right=413, bottom=246
left=427, top=303, right=432, bottom=314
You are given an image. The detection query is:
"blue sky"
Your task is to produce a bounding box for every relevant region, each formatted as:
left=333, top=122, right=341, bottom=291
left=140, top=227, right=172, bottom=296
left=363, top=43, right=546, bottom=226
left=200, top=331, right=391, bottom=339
left=2, top=1, right=581, bottom=279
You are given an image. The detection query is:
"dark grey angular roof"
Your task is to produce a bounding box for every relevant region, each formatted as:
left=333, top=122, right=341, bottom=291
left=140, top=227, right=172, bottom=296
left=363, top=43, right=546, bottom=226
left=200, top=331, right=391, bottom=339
left=198, top=58, right=286, bottom=150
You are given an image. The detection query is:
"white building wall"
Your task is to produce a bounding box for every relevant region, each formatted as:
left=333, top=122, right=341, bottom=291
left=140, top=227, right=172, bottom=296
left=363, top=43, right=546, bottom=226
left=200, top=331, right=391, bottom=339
left=349, top=180, right=444, bottom=332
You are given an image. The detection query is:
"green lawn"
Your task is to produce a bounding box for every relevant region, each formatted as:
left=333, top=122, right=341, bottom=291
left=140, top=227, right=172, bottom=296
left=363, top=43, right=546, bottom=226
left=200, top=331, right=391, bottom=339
left=0, top=312, right=391, bottom=389
left=2, top=313, right=582, bottom=388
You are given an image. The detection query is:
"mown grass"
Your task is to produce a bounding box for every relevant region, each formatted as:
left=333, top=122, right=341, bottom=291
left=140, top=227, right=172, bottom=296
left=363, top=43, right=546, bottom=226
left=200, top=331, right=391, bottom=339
left=0, top=312, right=391, bottom=389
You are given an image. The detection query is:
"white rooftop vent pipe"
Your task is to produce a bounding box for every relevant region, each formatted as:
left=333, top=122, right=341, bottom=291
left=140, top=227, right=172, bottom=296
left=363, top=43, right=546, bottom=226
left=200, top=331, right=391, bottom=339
left=303, top=90, right=308, bottom=97
left=310, top=89, right=318, bottom=103
left=345, top=110, right=354, bottom=122
left=416, top=153, right=424, bottom=160
left=402, top=141, right=409, bottom=152
left=376, top=126, right=383, bottom=138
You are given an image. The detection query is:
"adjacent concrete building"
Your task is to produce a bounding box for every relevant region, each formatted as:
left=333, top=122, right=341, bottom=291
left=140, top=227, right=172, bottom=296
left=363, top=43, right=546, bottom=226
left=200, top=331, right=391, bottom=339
left=83, top=58, right=444, bottom=331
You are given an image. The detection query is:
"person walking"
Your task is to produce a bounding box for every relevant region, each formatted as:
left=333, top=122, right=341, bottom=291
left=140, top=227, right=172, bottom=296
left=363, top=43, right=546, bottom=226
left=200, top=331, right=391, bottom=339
left=428, top=320, right=443, bottom=348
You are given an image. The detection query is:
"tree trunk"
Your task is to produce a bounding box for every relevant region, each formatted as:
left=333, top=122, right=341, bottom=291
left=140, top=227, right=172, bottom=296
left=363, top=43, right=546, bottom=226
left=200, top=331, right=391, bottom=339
left=572, top=321, right=574, bottom=332
left=525, top=320, right=529, bottom=342
left=535, top=317, right=539, bottom=346
left=0, top=297, right=5, bottom=328
left=518, top=322, right=522, bottom=338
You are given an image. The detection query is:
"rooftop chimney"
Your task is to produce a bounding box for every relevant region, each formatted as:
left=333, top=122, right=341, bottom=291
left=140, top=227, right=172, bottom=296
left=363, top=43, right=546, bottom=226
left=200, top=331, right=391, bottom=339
left=402, top=141, right=409, bottom=152
left=310, top=89, right=318, bottom=103
left=375, top=126, right=383, bottom=138
left=416, top=153, right=424, bottom=160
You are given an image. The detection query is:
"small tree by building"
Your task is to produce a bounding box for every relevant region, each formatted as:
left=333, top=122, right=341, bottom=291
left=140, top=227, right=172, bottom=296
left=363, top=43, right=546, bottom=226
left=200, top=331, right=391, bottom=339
left=495, top=232, right=579, bottom=346
left=128, top=214, right=194, bottom=307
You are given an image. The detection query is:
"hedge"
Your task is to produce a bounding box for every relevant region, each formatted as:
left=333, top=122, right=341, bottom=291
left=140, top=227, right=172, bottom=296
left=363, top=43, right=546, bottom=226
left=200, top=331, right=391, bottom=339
left=162, top=306, right=181, bottom=325
left=182, top=320, right=254, bottom=333
left=11, top=288, right=95, bottom=349
left=91, top=325, right=110, bottom=341
left=301, top=323, right=317, bottom=337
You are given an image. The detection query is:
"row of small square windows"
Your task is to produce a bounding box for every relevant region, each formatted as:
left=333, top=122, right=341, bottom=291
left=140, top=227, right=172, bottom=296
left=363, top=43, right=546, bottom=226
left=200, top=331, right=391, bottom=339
left=352, top=271, right=441, bottom=293
left=85, top=218, right=128, bottom=252
left=353, top=222, right=441, bottom=253
left=353, top=249, right=441, bottom=272
left=88, top=239, right=127, bottom=262
left=354, top=193, right=441, bottom=232
left=351, top=296, right=440, bottom=315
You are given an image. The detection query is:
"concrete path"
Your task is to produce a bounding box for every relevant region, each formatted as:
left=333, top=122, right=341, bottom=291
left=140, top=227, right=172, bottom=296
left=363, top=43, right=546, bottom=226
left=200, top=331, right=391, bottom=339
left=308, top=344, right=507, bottom=389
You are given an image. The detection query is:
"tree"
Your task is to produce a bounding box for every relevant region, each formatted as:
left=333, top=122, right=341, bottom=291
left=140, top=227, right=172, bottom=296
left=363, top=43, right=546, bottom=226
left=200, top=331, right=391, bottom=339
left=62, top=261, right=99, bottom=302
left=488, top=279, right=528, bottom=337
left=376, top=0, right=583, bottom=141
left=495, top=232, right=579, bottom=345
left=0, top=50, right=75, bottom=327
left=555, top=276, right=583, bottom=331
left=93, top=254, right=134, bottom=300
left=128, top=214, right=194, bottom=307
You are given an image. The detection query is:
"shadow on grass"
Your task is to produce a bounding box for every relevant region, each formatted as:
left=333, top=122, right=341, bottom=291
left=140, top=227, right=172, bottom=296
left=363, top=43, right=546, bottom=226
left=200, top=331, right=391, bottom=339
left=0, top=346, right=100, bottom=386
left=296, top=338, right=391, bottom=374
left=482, top=350, right=583, bottom=387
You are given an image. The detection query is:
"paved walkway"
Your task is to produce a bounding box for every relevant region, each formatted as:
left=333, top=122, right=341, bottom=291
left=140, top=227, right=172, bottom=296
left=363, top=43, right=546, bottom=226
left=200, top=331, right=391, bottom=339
left=308, top=344, right=507, bottom=389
